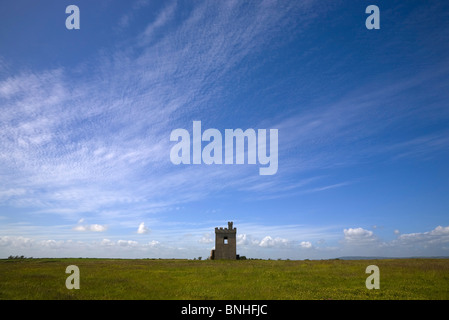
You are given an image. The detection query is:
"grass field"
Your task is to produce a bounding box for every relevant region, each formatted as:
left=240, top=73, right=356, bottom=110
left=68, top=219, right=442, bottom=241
left=0, top=258, right=448, bottom=300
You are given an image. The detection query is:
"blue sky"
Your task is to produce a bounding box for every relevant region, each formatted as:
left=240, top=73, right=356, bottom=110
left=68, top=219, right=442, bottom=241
left=0, top=0, right=448, bottom=259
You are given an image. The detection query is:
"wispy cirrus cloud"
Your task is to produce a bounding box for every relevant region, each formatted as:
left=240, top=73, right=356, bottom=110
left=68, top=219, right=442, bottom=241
left=1, top=1, right=330, bottom=225
left=1, top=1, right=449, bottom=259
left=3, top=0, right=446, bottom=225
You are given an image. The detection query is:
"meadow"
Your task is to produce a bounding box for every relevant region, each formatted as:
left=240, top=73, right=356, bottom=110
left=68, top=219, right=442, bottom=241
left=0, top=258, right=448, bottom=300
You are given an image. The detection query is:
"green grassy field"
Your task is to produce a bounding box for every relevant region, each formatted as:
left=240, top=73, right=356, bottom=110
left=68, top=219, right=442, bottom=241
left=0, top=258, right=448, bottom=300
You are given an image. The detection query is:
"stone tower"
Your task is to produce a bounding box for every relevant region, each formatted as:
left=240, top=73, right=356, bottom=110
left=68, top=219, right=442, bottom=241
left=211, top=221, right=237, bottom=260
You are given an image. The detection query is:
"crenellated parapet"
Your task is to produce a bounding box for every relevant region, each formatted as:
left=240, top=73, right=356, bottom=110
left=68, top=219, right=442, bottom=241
left=215, top=227, right=236, bottom=233
left=215, top=221, right=236, bottom=233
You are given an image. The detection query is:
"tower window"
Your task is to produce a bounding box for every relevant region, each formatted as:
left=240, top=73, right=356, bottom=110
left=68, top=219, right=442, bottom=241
left=224, top=237, right=228, bottom=245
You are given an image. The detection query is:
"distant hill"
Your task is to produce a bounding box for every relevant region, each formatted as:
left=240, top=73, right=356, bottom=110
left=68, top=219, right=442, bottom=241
left=336, top=256, right=449, bottom=260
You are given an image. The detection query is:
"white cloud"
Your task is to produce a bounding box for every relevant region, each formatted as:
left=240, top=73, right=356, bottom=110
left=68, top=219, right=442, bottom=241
left=0, top=236, right=33, bottom=248
left=73, top=223, right=107, bottom=232
left=431, top=225, right=449, bottom=235
left=236, top=234, right=249, bottom=245
left=100, top=239, right=114, bottom=246
left=397, top=225, right=449, bottom=246
left=147, top=240, right=160, bottom=248
left=343, top=227, right=376, bottom=243
left=137, top=222, right=149, bottom=234
left=39, top=239, right=64, bottom=248
left=90, top=224, right=108, bottom=232
left=236, top=233, right=261, bottom=246
left=199, top=233, right=213, bottom=244
left=117, top=240, right=138, bottom=247
left=259, top=236, right=289, bottom=248
left=0, top=236, right=166, bottom=258
left=338, top=225, right=449, bottom=257
left=300, top=241, right=312, bottom=249
left=1, top=224, right=449, bottom=259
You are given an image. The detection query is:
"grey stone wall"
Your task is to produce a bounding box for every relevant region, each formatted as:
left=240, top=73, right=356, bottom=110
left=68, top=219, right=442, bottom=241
left=213, top=222, right=237, bottom=260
